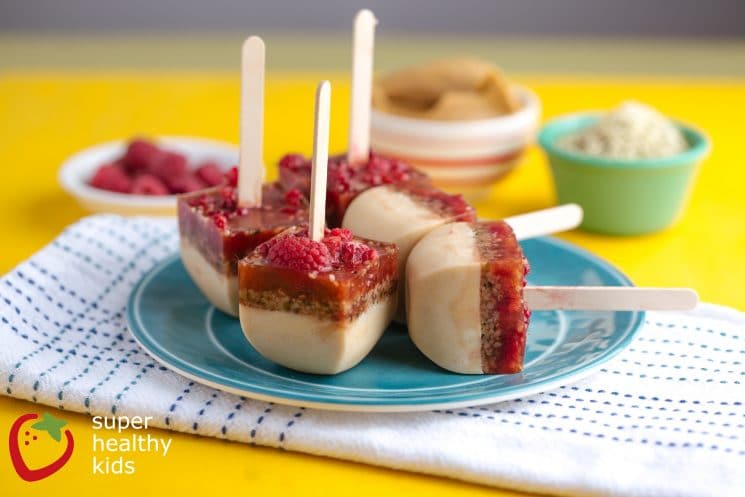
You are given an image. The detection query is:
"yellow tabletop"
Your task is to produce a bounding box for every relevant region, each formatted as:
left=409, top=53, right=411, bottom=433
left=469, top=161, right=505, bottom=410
left=1, top=71, right=744, bottom=496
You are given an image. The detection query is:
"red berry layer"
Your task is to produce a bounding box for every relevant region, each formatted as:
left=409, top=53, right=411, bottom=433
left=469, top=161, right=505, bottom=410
left=177, top=182, right=307, bottom=275
left=238, top=227, right=398, bottom=323
left=474, top=221, right=530, bottom=374
left=393, top=181, right=477, bottom=223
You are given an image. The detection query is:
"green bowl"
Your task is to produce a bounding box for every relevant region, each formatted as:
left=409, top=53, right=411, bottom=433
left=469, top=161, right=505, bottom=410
left=538, top=114, right=710, bottom=235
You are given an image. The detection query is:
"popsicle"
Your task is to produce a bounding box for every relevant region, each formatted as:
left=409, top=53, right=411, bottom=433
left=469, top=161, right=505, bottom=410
left=278, top=152, right=428, bottom=228
left=238, top=81, right=400, bottom=374
left=178, top=36, right=307, bottom=316
left=406, top=220, right=699, bottom=374
left=277, top=9, right=429, bottom=227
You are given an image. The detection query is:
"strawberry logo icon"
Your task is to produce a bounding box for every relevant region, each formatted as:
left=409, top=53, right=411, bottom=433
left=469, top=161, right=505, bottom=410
left=9, top=412, right=74, bottom=482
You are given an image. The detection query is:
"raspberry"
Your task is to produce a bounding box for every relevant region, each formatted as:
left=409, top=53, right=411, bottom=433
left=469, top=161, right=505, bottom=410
left=211, top=213, right=228, bottom=229
left=220, top=186, right=237, bottom=204
left=283, top=188, right=303, bottom=207
left=188, top=194, right=211, bottom=211
left=166, top=173, right=206, bottom=194
left=256, top=236, right=279, bottom=257
left=321, top=234, right=343, bottom=257
left=403, top=182, right=474, bottom=221
left=326, top=228, right=353, bottom=241
left=224, top=166, right=238, bottom=187
left=123, top=138, right=162, bottom=174
left=265, top=235, right=332, bottom=272
left=152, top=151, right=188, bottom=181
left=195, top=162, right=224, bottom=186
left=131, top=173, right=169, bottom=195
left=89, top=163, right=132, bottom=193
left=340, top=242, right=377, bottom=267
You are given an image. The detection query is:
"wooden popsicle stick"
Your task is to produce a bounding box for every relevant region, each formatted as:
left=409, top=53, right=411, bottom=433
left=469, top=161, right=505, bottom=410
left=524, top=287, right=699, bottom=311
left=501, top=204, right=583, bottom=240
left=347, top=9, right=377, bottom=165
left=238, top=36, right=265, bottom=207
left=309, top=81, right=332, bottom=242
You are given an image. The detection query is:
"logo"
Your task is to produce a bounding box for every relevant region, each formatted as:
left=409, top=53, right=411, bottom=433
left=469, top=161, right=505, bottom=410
left=8, top=412, right=74, bottom=482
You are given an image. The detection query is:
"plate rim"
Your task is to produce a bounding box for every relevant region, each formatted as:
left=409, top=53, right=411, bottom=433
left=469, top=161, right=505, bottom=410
left=126, top=236, right=645, bottom=412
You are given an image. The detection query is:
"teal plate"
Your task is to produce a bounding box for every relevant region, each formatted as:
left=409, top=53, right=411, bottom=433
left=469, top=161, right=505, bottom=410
left=127, top=237, right=643, bottom=412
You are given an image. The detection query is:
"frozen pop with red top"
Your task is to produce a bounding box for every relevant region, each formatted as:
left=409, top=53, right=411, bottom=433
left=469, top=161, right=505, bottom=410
left=278, top=151, right=428, bottom=228
left=277, top=10, right=430, bottom=228
left=178, top=178, right=306, bottom=316
left=407, top=220, right=529, bottom=374
left=238, top=81, right=400, bottom=374
left=178, top=36, right=307, bottom=316
left=407, top=220, right=700, bottom=374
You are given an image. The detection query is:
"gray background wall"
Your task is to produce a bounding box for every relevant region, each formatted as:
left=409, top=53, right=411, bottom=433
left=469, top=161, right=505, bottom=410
left=1, top=0, right=744, bottom=37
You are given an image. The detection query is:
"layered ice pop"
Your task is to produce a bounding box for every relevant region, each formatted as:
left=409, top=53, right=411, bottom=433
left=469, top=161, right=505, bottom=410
left=238, top=225, right=399, bottom=374
left=278, top=151, right=428, bottom=227
left=276, top=10, right=431, bottom=228
left=407, top=220, right=699, bottom=375
left=239, top=80, right=400, bottom=374
left=178, top=36, right=310, bottom=315
left=407, top=220, right=529, bottom=374
left=178, top=180, right=306, bottom=316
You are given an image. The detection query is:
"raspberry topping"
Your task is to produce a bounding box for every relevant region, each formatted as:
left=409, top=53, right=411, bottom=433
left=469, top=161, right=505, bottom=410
left=257, top=227, right=377, bottom=272
left=340, top=241, right=378, bottom=266
left=211, top=213, right=228, bottom=230
left=397, top=182, right=475, bottom=221
left=283, top=188, right=303, bottom=208
left=278, top=151, right=425, bottom=195
left=187, top=182, right=306, bottom=229
left=327, top=152, right=421, bottom=192
left=265, top=235, right=332, bottom=272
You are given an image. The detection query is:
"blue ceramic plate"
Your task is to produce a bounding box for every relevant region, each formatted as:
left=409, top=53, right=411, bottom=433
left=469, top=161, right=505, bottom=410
left=127, top=237, right=643, bottom=412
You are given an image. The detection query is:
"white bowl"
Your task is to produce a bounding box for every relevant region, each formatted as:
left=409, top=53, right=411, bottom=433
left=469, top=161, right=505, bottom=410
left=370, top=85, right=541, bottom=198
left=59, top=136, right=238, bottom=216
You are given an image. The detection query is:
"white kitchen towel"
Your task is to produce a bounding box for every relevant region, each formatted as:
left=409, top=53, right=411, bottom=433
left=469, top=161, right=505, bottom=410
left=1, top=215, right=743, bottom=497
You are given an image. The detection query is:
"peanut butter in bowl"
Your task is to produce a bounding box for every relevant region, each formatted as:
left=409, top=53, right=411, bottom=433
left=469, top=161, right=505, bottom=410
left=373, top=58, right=521, bottom=121
left=370, top=57, right=539, bottom=198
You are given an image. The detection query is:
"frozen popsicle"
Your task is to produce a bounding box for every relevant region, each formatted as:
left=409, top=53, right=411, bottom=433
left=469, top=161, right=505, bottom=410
left=178, top=180, right=306, bottom=316
left=278, top=152, right=429, bottom=227
left=406, top=220, right=699, bottom=374
left=278, top=9, right=428, bottom=227
left=238, top=81, right=400, bottom=374
left=178, top=36, right=307, bottom=316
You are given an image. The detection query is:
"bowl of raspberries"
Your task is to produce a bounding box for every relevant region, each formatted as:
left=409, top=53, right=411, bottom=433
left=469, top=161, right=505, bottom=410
left=59, top=136, right=238, bottom=216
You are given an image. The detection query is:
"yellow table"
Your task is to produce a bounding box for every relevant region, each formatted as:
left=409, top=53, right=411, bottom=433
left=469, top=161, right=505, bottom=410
left=1, top=72, right=744, bottom=496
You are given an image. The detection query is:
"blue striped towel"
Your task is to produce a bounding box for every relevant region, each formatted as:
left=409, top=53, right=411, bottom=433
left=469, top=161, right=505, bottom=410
left=1, top=215, right=743, bottom=496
